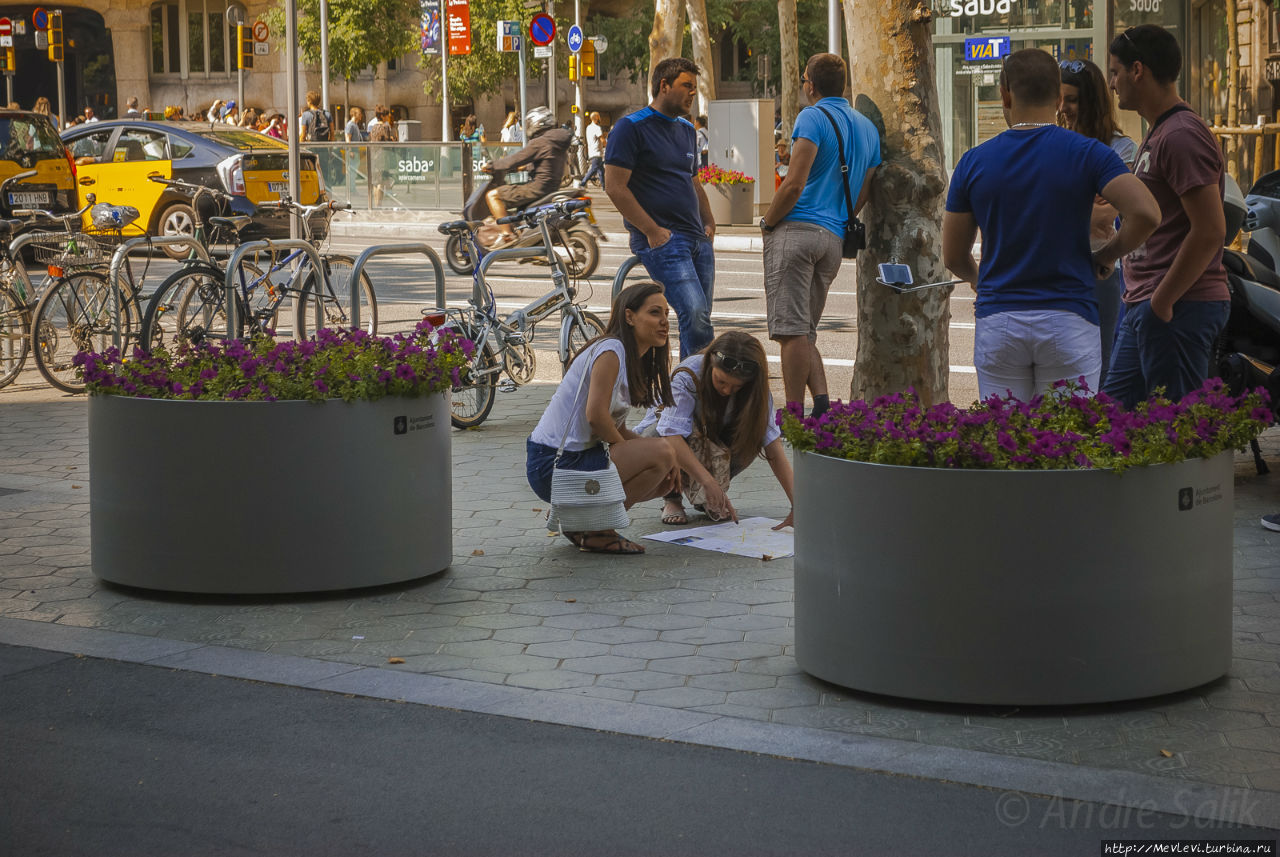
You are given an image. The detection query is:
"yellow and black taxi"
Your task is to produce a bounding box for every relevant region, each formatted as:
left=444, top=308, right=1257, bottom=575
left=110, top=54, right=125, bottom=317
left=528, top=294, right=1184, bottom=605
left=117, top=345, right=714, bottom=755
left=0, top=109, right=77, bottom=223
left=60, top=120, right=327, bottom=256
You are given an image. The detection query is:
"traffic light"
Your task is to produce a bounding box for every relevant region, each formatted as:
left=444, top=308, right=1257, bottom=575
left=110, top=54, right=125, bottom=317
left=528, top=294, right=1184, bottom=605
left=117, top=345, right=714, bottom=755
left=237, top=24, right=253, bottom=70
left=0, top=47, right=13, bottom=73
left=568, top=54, right=579, bottom=82
left=47, top=10, right=63, bottom=62
left=580, top=42, right=595, bottom=78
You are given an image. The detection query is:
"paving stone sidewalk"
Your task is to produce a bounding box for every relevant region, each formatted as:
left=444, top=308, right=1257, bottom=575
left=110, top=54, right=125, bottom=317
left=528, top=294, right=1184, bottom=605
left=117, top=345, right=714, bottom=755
left=2, top=381, right=1280, bottom=819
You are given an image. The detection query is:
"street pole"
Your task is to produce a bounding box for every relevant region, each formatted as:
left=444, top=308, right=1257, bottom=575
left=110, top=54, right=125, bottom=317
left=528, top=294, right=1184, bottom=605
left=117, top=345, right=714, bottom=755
left=545, top=1, right=555, bottom=116
left=4, top=73, right=11, bottom=106
left=828, top=0, right=839, bottom=54
left=285, top=0, right=301, bottom=238
left=441, top=45, right=449, bottom=141
left=573, top=0, right=582, bottom=150
left=228, top=6, right=244, bottom=113
left=517, top=39, right=527, bottom=125
left=55, top=59, right=64, bottom=128
left=319, top=0, right=330, bottom=113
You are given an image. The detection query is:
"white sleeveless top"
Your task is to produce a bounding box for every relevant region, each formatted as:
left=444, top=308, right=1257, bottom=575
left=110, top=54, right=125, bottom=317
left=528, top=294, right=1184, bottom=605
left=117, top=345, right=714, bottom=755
left=530, top=339, right=632, bottom=451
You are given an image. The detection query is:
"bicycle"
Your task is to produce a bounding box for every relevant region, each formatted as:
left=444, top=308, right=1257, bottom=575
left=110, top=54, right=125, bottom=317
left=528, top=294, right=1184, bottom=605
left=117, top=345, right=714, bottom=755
left=141, top=191, right=375, bottom=349
left=5, top=186, right=147, bottom=392
left=436, top=198, right=605, bottom=429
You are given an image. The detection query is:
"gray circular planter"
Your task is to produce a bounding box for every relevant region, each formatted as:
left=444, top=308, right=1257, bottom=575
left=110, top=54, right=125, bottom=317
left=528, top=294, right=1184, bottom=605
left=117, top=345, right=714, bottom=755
left=89, top=393, right=452, bottom=594
left=794, top=450, right=1235, bottom=705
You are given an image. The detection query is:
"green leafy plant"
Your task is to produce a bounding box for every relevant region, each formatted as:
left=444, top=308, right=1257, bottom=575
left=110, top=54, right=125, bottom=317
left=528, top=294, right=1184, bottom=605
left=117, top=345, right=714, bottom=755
left=779, top=380, right=1274, bottom=473
left=75, top=320, right=471, bottom=403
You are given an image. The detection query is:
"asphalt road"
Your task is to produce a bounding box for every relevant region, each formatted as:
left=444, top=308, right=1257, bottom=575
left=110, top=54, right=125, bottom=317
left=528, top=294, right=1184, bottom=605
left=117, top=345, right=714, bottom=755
left=2, top=644, right=1275, bottom=856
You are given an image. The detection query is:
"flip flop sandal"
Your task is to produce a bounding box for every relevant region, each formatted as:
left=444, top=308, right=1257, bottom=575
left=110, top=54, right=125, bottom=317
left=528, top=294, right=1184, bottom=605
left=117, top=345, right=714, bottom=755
left=575, top=533, right=644, bottom=555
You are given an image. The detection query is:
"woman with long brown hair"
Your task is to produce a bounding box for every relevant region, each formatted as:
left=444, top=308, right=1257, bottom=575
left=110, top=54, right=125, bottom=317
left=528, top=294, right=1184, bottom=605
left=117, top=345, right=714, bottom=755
left=526, top=281, right=680, bottom=555
left=1060, top=58, right=1138, bottom=388
left=636, top=330, right=794, bottom=528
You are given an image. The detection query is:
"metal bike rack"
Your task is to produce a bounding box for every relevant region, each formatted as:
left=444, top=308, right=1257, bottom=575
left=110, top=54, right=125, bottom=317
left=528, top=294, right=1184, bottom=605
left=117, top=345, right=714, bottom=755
left=475, top=244, right=565, bottom=309
left=225, top=239, right=328, bottom=340
left=105, top=236, right=213, bottom=349
left=610, top=254, right=645, bottom=301
left=346, top=243, right=446, bottom=330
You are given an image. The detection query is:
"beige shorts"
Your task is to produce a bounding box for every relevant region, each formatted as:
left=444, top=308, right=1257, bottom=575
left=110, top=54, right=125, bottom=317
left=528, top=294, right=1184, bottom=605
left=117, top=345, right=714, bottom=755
left=762, top=220, right=843, bottom=342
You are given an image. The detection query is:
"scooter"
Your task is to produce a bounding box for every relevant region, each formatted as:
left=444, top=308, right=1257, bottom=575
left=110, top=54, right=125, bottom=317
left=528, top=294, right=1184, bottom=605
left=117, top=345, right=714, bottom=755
left=1217, top=170, right=1280, bottom=472
left=444, top=163, right=604, bottom=278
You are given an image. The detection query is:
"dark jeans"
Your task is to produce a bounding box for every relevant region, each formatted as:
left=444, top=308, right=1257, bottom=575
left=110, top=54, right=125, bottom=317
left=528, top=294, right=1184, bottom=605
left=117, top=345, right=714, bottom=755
left=1095, top=266, right=1125, bottom=392
left=581, top=156, right=604, bottom=188
left=1102, top=299, right=1231, bottom=409
left=526, top=438, right=608, bottom=503
left=635, top=231, right=716, bottom=359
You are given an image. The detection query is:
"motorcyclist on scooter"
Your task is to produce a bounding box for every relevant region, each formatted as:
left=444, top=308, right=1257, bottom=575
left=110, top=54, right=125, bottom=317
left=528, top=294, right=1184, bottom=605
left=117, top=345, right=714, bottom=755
left=485, top=106, right=573, bottom=244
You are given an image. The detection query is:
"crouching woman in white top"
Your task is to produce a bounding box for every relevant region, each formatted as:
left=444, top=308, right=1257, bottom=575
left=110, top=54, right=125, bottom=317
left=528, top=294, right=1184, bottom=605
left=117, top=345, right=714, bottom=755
left=526, top=281, right=681, bottom=555
left=635, top=330, right=795, bottom=529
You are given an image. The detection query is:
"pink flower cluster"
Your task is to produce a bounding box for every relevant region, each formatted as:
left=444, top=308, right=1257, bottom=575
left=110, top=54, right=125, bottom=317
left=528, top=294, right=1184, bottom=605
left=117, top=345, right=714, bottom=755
left=697, top=164, right=755, bottom=186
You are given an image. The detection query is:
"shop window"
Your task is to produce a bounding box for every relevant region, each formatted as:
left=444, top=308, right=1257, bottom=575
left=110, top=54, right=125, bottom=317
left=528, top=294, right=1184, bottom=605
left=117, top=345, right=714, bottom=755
left=151, top=0, right=242, bottom=77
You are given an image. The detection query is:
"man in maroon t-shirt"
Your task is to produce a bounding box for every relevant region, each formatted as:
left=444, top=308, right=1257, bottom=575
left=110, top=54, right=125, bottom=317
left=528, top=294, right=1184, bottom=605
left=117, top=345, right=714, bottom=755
left=1102, top=24, right=1231, bottom=409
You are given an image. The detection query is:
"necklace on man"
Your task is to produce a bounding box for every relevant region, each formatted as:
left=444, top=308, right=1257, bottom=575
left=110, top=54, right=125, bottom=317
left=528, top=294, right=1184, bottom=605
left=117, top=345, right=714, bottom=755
left=1010, top=122, right=1054, bottom=128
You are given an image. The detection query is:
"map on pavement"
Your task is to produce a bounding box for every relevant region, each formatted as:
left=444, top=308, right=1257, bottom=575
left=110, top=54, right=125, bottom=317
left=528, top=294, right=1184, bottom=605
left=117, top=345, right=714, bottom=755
left=643, top=517, right=794, bottom=559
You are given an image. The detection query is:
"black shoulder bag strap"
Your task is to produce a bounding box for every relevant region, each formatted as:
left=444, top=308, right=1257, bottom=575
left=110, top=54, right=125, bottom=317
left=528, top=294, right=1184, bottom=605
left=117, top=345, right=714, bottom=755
left=815, top=105, right=865, bottom=257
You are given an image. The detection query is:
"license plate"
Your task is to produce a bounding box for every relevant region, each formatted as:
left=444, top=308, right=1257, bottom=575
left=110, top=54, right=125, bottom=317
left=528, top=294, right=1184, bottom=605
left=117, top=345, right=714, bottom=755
left=267, top=182, right=288, bottom=194
left=8, top=191, right=48, bottom=206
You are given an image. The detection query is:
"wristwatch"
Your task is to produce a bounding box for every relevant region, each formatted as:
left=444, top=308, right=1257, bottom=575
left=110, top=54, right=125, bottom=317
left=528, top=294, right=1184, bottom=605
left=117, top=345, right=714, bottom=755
left=759, top=217, right=773, bottom=233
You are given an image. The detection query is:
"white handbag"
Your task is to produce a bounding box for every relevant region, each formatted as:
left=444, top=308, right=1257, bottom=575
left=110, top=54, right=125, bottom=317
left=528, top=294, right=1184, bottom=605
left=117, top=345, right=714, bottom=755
left=547, top=344, right=630, bottom=534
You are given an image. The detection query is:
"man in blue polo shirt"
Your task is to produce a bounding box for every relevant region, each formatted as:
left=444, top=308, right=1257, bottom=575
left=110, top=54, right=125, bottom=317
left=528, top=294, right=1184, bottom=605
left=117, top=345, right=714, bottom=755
left=605, top=57, right=716, bottom=358
left=942, top=48, right=1159, bottom=401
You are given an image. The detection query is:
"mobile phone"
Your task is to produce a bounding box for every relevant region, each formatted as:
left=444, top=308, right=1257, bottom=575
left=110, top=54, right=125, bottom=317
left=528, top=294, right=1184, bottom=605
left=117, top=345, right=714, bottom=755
left=878, top=263, right=912, bottom=286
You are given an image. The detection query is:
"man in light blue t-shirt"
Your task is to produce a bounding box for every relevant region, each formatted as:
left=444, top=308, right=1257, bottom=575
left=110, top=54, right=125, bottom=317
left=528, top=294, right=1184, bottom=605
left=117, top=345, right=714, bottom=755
left=941, top=48, right=1159, bottom=402
left=760, top=53, right=880, bottom=416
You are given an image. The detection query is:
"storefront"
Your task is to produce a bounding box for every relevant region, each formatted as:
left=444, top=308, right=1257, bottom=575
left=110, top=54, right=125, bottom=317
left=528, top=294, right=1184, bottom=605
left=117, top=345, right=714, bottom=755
left=931, top=0, right=1197, bottom=170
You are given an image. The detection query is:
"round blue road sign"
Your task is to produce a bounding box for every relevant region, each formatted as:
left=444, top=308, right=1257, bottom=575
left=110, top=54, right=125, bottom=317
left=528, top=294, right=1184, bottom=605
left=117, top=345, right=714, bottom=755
left=567, top=24, right=583, bottom=53
left=529, top=13, right=555, bottom=47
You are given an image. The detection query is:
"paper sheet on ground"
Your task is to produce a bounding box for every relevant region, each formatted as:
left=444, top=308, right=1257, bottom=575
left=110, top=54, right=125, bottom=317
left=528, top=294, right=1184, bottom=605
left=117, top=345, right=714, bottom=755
left=643, top=517, right=794, bottom=559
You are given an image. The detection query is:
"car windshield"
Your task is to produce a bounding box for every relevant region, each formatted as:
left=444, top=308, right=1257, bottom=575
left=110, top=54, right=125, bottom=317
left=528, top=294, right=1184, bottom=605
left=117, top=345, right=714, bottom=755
left=192, top=128, right=282, bottom=151
left=1, top=117, right=64, bottom=161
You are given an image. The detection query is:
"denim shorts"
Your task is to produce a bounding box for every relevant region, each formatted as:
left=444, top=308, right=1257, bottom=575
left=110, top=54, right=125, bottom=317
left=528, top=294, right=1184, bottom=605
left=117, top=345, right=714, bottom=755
left=526, top=438, right=610, bottom=503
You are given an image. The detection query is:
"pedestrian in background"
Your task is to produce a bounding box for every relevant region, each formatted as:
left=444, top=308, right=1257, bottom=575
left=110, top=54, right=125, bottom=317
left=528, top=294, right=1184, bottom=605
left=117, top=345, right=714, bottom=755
left=459, top=114, right=484, bottom=144
left=760, top=52, right=880, bottom=418
left=942, top=48, right=1158, bottom=401
left=606, top=57, right=716, bottom=359
left=694, top=114, right=709, bottom=168
left=579, top=111, right=605, bottom=190
left=124, top=96, right=142, bottom=118
left=1102, top=24, right=1232, bottom=409
left=499, top=111, right=524, bottom=144
left=1059, top=57, right=1139, bottom=391
left=344, top=107, right=366, bottom=142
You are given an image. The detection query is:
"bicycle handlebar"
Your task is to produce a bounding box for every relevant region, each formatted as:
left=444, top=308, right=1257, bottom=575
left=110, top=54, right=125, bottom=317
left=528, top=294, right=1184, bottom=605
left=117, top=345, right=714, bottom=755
left=258, top=197, right=352, bottom=218
left=146, top=175, right=236, bottom=202
left=495, top=198, right=589, bottom=226
left=0, top=169, right=38, bottom=198
left=13, top=193, right=97, bottom=224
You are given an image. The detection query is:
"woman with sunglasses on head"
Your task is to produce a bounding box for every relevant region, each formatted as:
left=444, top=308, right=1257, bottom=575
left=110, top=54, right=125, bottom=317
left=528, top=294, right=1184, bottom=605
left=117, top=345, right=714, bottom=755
left=1059, top=58, right=1138, bottom=389
left=526, top=281, right=681, bottom=555
left=636, top=331, right=795, bottom=529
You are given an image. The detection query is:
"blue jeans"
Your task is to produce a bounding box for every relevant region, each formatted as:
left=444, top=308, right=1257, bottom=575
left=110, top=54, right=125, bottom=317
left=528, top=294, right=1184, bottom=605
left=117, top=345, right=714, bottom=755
left=1102, top=299, right=1231, bottom=409
left=581, top=156, right=604, bottom=189
left=635, top=231, right=715, bottom=359
left=1095, top=266, right=1125, bottom=392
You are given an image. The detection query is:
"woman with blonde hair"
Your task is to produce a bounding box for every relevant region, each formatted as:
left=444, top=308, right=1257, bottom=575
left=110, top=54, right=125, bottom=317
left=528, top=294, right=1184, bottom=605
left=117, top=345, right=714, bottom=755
left=499, top=110, right=523, bottom=144
left=636, top=330, right=794, bottom=528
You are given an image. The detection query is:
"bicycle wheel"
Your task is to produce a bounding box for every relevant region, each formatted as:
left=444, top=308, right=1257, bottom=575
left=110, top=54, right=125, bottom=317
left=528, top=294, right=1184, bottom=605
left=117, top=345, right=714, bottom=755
left=562, top=308, right=606, bottom=375
left=295, top=253, right=378, bottom=338
left=32, top=270, right=134, bottom=393
left=444, top=233, right=476, bottom=276
left=0, top=285, right=30, bottom=389
left=450, top=323, right=498, bottom=429
left=142, top=264, right=244, bottom=350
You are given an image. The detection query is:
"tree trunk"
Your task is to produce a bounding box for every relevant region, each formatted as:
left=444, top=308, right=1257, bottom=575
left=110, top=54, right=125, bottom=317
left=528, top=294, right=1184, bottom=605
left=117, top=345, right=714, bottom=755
left=1225, top=0, right=1241, bottom=180
left=649, top=0, right=683, bottom=92
left=778, top=0, right=800, bottom=140
left=844, top=0, right=951, bottom=405
left=686, top=0, right=717, bottom=114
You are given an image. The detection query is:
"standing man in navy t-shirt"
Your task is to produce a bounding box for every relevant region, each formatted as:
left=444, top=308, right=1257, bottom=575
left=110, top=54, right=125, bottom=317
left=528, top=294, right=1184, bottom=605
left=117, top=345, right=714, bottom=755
left=942, top=48, right=1158, bottom=401
left=605, top=57, right=716, bottom=358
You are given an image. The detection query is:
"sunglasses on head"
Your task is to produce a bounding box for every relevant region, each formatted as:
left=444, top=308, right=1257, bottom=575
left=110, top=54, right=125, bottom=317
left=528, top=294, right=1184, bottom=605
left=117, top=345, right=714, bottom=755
left=1059, top=59, right=1086, bottom=74
left=1120, top=27, right=1143, bottom=63
left=714, top=351, right=757, bottom=376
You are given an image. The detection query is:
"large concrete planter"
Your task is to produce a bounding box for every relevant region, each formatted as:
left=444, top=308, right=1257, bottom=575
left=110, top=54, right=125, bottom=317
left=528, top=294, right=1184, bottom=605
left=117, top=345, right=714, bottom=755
left=89, top=393, right=451, bottom=594
left=705, top=182, right=755, bottom=226
left=794, top=450, right=1235, bottom=705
